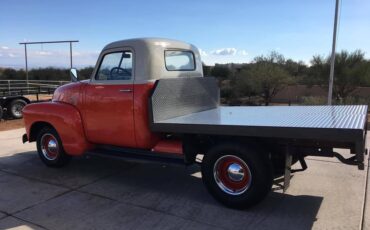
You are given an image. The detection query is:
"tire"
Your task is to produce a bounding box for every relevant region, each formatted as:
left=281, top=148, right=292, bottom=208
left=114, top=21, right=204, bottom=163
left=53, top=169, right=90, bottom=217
left=7, top=99, right=27, bottom=119
left=201, top=143, right=273, bottom=209
left=36, top=126, right=71, bottom=167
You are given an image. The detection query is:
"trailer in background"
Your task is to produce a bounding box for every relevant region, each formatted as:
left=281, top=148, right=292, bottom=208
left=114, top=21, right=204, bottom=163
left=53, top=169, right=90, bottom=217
left=0, top=40, right=79, bottom=120
left=0, top=80, right=68, bottom=119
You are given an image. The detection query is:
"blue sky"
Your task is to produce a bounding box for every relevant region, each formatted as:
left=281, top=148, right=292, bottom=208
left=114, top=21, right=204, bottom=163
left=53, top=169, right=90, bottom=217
left=0, top=0, right=369, bottom=68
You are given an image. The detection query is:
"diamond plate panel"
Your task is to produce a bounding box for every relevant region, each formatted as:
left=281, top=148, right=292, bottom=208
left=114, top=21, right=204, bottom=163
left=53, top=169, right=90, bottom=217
left=151, top=77, right=219, bottom=122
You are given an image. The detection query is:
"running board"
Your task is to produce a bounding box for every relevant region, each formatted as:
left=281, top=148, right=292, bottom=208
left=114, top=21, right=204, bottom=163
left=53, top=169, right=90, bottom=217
left=86, top=145, right=186, bottom=165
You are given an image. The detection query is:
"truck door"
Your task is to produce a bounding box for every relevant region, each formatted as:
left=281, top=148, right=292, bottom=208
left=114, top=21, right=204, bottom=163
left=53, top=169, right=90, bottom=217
left=82, top=49, right=136, bottom=148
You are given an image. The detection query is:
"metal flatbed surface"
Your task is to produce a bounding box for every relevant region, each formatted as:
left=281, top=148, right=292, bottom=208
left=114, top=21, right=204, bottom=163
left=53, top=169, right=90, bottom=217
left=151, top=105, right=368, bottom=142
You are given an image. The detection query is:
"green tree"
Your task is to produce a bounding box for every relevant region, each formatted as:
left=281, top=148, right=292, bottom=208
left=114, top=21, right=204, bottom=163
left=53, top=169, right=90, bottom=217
left=202, top=62, right=212, bottom=77
left=307, top=50, right=370, bottom=100
left=284, top=59, right=308, bottom=83
left=2, top=68, right=18, bottom=80
left=0, top=67, right=96, bottom=81
left=234, top=52, right=293, bottom=105
left=211, top=65, right=230, bottom=80
left=78, top=67, right=94, bottom=80
left=29, top=68, right=69, bottom=81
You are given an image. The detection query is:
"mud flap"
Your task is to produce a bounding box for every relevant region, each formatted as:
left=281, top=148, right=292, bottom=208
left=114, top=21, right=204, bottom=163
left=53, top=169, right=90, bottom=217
left=22, top=133, right=28, bottom=143
left=283, top=145, right=292, bottom=192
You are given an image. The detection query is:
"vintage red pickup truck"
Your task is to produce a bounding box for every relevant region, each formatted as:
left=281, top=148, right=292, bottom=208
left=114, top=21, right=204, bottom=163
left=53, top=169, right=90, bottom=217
left=22, top=38, right=368, bottom=209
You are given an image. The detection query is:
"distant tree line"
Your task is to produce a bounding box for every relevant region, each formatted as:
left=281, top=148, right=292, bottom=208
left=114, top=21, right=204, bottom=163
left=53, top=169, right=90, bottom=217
left=1, top=50, right=370, bottom=105
left=204, top=50, right=370, bottom=105
left=0, top=67, right=94, bottom=81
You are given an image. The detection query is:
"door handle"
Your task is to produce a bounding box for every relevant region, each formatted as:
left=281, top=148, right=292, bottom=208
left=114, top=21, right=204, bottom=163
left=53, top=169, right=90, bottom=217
left=119, top=89, right=132, bottom=92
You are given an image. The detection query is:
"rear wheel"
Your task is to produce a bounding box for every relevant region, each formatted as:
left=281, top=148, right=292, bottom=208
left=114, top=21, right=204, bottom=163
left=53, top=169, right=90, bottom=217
left=7, top=99, right=27, bottom=119
left=201, top=143, right=272, bottom=209
left=36, top=126, right=71, bottom=167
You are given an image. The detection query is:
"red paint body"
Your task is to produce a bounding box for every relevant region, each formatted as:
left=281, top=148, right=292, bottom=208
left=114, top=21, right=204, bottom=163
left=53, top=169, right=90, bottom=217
left=23, top=102, right=93, bottom=155
left=23, top=81, right=166, bottom=155
left=152, top=140, right=183, bottom=155
left=133, top=83, right=161, bottom=148
left=82, top=83, right=136, bottom=147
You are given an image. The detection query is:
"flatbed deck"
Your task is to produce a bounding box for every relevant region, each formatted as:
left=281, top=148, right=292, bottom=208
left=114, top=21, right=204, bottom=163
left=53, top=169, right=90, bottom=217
left=149, top=77, right=368, bottom=169
left=152, top=105, right=367, bottom=142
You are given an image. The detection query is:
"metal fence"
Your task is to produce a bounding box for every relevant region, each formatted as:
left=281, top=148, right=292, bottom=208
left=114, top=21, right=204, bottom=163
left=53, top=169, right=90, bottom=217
left=0, top=80, right=69, bottom=97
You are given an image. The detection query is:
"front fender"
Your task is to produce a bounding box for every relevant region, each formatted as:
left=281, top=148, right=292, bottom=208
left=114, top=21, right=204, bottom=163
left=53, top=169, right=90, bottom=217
left=23, top=102, right=93, bottom=155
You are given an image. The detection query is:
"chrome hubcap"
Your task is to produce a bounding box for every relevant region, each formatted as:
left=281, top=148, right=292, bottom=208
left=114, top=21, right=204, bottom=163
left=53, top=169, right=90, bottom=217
left=12, top=103, right=24, bottom=116
left=213, top=155, right=252, bottom=195
left=40, top=134, right=59, bottom=161
left=47, top=139, right=58, bottom=153
left=227, top=163, right=245, bottom=182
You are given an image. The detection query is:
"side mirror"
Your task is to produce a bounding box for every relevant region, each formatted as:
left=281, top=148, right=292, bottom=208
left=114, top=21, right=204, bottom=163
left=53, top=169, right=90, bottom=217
left=70, top=68, right=78, bottom=82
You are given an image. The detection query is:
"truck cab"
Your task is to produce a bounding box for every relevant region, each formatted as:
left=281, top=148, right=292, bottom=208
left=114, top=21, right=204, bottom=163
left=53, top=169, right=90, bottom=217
left=24, top=38, right=203, bottom=155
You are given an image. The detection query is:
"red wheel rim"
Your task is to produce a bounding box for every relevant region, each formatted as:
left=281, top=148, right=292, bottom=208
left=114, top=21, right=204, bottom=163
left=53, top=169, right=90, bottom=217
left=40, top=133, right=59, bottom=160
left=213, top=155, right=252, bottom=195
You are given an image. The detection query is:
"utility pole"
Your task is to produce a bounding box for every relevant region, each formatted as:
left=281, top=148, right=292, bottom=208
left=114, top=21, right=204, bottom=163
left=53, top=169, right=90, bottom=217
left=24, top=43, right=28, bottom=93
left=69, top=41, right=73, bottom=69
left=328, top=0, right=340, bottom=105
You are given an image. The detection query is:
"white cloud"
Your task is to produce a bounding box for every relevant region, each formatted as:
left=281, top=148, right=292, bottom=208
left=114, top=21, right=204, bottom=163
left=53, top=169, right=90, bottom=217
left=198, top=49, right=207, bottom=56
left=211, top=48, right=237, bottom=56
left=0, top=47, right=101, bottom=68
left=73, top=51, right=100, bottom=58
left=238, top=50, right=248, bottom=56
left=1, top=46, right=9, bottom=50
left=35, top=51, right=53, bottom=56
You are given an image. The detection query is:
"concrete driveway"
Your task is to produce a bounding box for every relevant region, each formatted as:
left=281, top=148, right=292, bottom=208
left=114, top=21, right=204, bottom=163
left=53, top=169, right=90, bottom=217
left=0, top=128, right=369, bottom=230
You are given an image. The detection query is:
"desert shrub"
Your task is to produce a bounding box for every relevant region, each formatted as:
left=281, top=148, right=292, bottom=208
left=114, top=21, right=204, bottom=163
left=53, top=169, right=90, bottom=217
left=301, top=96, right=327, bottom=105
left=301, top=96, right=370, bottom=106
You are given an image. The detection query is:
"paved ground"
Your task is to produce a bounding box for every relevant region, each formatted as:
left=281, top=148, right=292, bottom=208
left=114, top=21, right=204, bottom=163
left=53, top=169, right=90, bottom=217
left=0, top=119, right=25, bottom=132
left=0, top=128, right=369, bottom=230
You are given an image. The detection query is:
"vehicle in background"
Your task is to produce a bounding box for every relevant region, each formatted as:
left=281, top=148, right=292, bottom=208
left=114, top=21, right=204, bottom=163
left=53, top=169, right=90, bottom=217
left=0, top=80, right=67, bottom=119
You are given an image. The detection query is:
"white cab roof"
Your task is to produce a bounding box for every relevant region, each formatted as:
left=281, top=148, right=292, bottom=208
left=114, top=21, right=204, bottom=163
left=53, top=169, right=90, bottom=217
left=96, top=38, right=203, bottom=82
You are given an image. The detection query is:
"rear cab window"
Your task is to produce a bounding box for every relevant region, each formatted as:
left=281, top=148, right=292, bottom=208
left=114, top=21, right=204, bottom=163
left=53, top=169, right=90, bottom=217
left=165, top=50, right=195, bottom=71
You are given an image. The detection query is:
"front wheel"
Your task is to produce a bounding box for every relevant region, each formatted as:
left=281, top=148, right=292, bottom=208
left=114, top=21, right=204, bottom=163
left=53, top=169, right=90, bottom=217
left=36, top=126, right=71, bottom=167
left=201, top=143, right=273, bottom=209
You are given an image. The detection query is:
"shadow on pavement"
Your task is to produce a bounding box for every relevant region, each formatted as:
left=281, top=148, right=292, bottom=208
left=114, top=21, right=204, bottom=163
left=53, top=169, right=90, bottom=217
left=0, top=151, right=323, bottom=230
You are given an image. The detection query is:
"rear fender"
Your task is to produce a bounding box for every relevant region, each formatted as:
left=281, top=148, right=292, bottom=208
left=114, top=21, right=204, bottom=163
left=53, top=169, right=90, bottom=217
left=23, top=102, right=93, bottom=155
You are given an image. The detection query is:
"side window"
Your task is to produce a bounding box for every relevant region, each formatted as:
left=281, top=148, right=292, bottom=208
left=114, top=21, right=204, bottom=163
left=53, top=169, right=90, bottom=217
left=96, top=51, right=133, bottom=81
left=165, top=50, right=195, bottom=71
